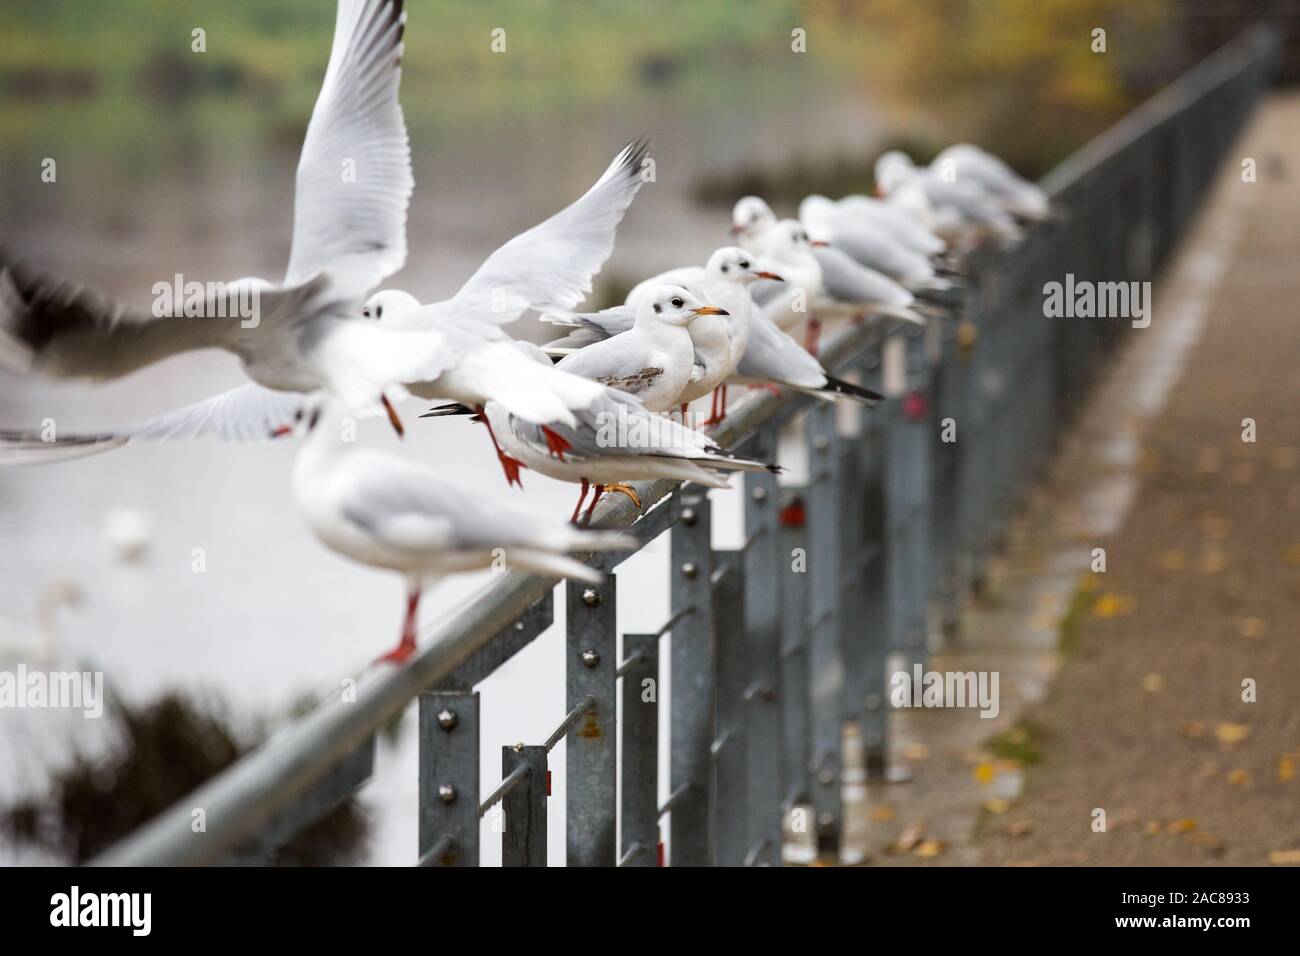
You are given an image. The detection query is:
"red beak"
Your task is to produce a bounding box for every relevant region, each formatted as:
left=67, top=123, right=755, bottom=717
left=729, top=224, right=745, bottom=235
left=271, top=424, right=292, bottom=439
left=811, top=239, right=831, bottom=248
left=756, top=271, right=784, bottom=281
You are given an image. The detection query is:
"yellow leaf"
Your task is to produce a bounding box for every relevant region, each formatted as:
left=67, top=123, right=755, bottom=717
left=1142, top=673, right=1165, bottom=692
left=869, top=804, right=896, bottom=822
left=973, top=762, right=996, bottom=785
left=1286, top=543, right=1300, bottom=567
left=1269, top=849, right=1300, bottom=864
left=1167, top=818, right=1198, bottom=834
left=1092, top=593, right=1135, bottom=618
left=1239, top=618, right=1264, bottom=639
left=1215, top=722, right=1251, bottom=746
left=1179, top=720, right=1206, bottom=739
left=1279, top=755, right=1295, bottom=781
left=1143, top=821, right=1162, bottom=836
left=983, top=798, right=1012, bottom=814
left=1226, top=768, right=1251, bottom=786
left=914, top=839, right=945, bottom=858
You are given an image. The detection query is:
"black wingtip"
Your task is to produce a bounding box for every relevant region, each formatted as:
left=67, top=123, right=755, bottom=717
left=418, top=403, right=475, bottom=419
left=822, top=375, right=884, bottom=405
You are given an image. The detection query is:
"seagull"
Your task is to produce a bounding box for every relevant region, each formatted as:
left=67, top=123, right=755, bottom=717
left=366, top=138, right=653, bottom=486
left=820, top=193, right=948, bottom=257
left=423, top=346, right=778, bottom=523
left=750, top=219, right=927, bottom=354
left=0, top=579, right=83, bottom=668
left=290, top=396, right=632, bottom=664
left=547, top=286, right=728, bottom=414
left=798, top=194, right=957, bottom=292
left=932, top=144, right=1055, bottom=222
left=730, top=308, right=884, bottom=406
left=874, top=150, right=1023, bottom=245
left=0, top=0, right=445, bottom=431
left=542, top=247, right=781, bottom=424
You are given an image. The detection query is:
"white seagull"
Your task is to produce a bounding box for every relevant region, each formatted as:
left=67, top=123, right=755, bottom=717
left=0, top=0, right=447, bottom=430
left=291, top=396, right=632, bottom=664
left=932, top=144, right=1055, bottom=222
left=874, top=150, right=1023, bottom=245
left=548, top=286, right=729, bottom=415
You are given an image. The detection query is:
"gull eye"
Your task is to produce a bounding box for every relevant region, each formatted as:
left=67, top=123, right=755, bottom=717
left=720, top=264, right=729, bottom=273
left=362, top=307, right=371, bottom=318
left=293, top=409, right=304, bottom=422
left=671, top=297, right=684, bottom=308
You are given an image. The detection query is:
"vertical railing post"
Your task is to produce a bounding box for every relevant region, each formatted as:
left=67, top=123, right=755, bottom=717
left=620, top=632, right=659, bottom=867
left=418, top=690, right=479, bottom=867
left=566, top=578, right=617, bottom=867
left=776, top=488, right=812, bottom=826
left=805, top=401, right=846, bottom=855
left=501, top=745, right=547, bottom=867
left=741, top=433, right=784, bottom=865
left=712, top=550, right=748, bottom=866
left=668, top=488, right=715, bottom=866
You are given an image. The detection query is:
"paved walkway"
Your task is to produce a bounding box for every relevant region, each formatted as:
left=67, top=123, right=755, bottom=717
left=842, top=91, right=1300, bottom=867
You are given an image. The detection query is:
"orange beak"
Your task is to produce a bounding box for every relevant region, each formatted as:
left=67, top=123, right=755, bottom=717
left=693, top=306, right=730, bottom=316
left=729, top=223, right=745, bottom=235
left=811, top=239, right=831, bottom=248
left=756, top=271, right=784, bottom=281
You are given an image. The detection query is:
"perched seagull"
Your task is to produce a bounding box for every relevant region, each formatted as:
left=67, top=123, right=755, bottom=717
left=0, top=0, right=446, bottom=430
left=798, top=195, right=957, bottom=292
left=754, top=220, right=926, bottom=354
left=542, top=247, right=782, bottom=424
left=364, top=137, right=653, bottom=485
left=291, top=397, right=632, bottom=664
left=932, top=144, right=1054, bottom=221
left=423, top=348, right=778, bottom=523
left=826, top=194, right=948, bottom=257
left=874, top=151, right=1023, bottom=245
left=549, top=286, right=728, bottom=414
left=730, top=309, right=884, bottom=406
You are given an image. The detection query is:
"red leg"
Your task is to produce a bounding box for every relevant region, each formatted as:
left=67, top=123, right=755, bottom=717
left=541, top=425, right=572, bottom=461
left=570, top=478, right=590, bottom=524
left=583, top=484, right=605, bottom=521
left=477, top=405, right=525, bottom=489
left=376, top=587, right=421, bottom=665
left=803, top=316, right=822, bottom=355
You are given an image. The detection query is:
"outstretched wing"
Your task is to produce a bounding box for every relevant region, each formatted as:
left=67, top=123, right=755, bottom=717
left=283, top=0, right=412, bottom=298
left=0, top=383, right=310, bottom=466
left=0, top=254, right=325, bottom=381
left=439, top=138, right=651, bottom=325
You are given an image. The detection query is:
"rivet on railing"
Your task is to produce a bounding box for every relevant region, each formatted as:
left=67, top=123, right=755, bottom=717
left=680, top=562, right=698, bottom=579
left=817, top=768, right=835, bottom=785
left=437, top=708, right=458, bottom=731
left=581, top=587, right=601, bottom=608
left=680, top=506, right=698, bottom=526
left=812, top=434, right=830, bottom=451
left=581, top=648, right=600, bottom=668
left=751, top=485, right=768, bottom=502
left=438, top=784, right=457, bottom=804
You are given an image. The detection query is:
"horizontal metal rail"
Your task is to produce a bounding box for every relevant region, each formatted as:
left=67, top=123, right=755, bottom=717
left=93, top=25, right=1278, bottom=868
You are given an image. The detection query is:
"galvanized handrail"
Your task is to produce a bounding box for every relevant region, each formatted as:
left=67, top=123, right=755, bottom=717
left=93, top=26, right=1278, bottom=867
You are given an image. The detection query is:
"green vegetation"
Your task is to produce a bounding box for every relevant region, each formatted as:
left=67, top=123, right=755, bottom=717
left=986, top=719, right=1048, bottom=765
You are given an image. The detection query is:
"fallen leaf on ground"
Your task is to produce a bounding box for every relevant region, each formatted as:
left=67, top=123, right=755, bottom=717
left=1092, top=593, right=1135, bottom=618
left=1215, top=722, right=1251, bottom=746
left=869, top=804, right=896, bottom=822
left=1143, top=821, right=1163, bottom=836
left=1006, top=820, right=1034, bottom=837
left=1142, top=673, right=1165, bottom=692
left=1227, top=768, right=1251, bottom=786
left=1269, top=849, right=1300, bottom=864
left=914, top=840, right=946, bottom=858
left=1167, top=818, right=1198, bottom=834
left=983, top=798, right=1012, bottom=814
left=895, top=823, right=925, bottom=853
left=1280, top=755, right=1296, bottom=782
left=1180, top=720, right=1206, bottom=739
left=1201, top=548, right=1227, bottom=573
left=973, top=762, right=996, bottom=785
left=1239, top=617, right=1265, bottom=638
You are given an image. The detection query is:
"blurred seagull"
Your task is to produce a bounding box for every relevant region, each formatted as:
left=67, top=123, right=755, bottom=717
left=291, top=396, right=632, bottom=664
left=932, top=144, right=1056, bottom=222
left=874, top=151, right=1023, bottom=245
left=798, top=195, right=958, bottom=292
left=0, top=0, right=440, bottom=432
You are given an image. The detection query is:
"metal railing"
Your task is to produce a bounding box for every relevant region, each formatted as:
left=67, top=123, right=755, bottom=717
left=93, top=26, right=1278, bottom=867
